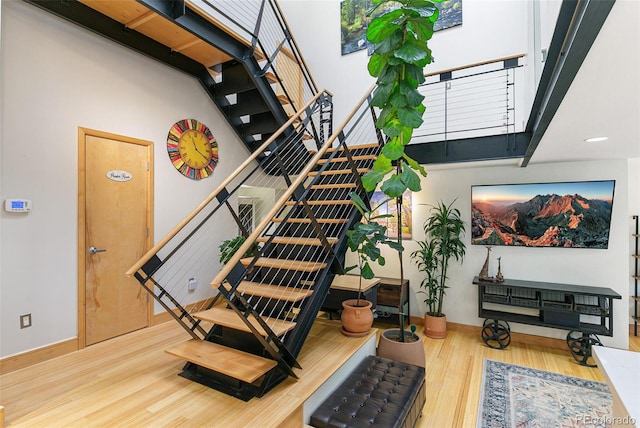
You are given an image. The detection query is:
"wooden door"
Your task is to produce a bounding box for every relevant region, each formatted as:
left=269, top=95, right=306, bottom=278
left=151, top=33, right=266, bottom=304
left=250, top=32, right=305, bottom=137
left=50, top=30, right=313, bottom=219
left=79, top=128, right=153, bottom=347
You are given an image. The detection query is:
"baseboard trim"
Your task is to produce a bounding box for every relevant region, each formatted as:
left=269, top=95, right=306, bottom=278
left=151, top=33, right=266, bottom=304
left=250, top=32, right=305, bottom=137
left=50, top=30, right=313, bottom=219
left=1, top=299, right=218, bottom=375
left=407, top=317, right=568, bottom=351
left=0, top=338, right=78, bottom=375
left=448, top=321, right=568, bottom=351
left=3, top=316, right=628, bottom=376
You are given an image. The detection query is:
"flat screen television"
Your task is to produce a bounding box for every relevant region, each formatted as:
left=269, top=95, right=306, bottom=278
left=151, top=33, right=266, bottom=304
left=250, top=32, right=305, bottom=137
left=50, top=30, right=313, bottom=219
left=471, top=180, right=615, bottom=249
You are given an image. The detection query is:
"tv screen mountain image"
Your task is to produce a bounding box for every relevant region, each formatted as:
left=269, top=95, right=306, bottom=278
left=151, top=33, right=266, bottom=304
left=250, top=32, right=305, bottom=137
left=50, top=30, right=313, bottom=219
left=471, top=180, right=615, bottom=248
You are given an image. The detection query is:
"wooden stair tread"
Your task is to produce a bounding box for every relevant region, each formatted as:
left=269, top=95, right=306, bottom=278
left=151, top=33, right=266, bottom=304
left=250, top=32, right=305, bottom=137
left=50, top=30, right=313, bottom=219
left=317, top=155, right=376, bottom=164
left=165, top=339, right=276, bottom=383
left=326, top=143, right=379, bottom=153
left=241, top=257, right=326, bottom=272
left=311, top=183, right=357, bottom=189
left=271, top=217, right=348, bottom=224
left=265, top=71, right=277, bottom=83
left=308, top=168, right=369, bottom=176
left=193, top=307, right=296, bottom=336
left=308, top=143, right=379, bottom=156
left=218, top=280, right=313, bottom=302
left=277, top=94, right=290, bottom=105
left=256, top=236, right=338, bottom=246
left=284, top=199, right=352, bottom=206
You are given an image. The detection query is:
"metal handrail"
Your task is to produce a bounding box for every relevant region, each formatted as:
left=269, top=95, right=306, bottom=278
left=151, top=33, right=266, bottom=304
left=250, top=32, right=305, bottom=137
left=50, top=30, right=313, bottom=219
left=125, top=90, right=330, bottom=277
left=210, top=83, right=377, bottom=288
left=415, top=54, right=526, bottom=144
left=187, top=0, right=318, bottom=111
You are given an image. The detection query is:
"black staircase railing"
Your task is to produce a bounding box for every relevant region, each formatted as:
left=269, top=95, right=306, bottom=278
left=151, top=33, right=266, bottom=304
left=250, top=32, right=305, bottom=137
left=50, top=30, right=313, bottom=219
left=126, top=90, right=333, bottom=340
left=187, top=0, right=318, bottom=111
left=416, top=54, right=526, bottom=143
left=211, top=85, right=385, bottom=357
left=126, top=83, right=383, bottom=395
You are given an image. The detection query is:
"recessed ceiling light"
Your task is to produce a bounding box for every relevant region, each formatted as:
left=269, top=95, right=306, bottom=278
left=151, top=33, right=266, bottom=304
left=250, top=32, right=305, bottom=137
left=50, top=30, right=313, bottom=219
left=584, top=136, right=609, bottom=142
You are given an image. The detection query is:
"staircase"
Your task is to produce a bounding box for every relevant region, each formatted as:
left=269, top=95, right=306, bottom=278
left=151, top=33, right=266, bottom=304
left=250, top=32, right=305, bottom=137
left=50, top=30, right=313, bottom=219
left=45, top=0, right=386, bottom=400
left=127, top=85, right=383, bottom=399
left=167, top=141, right=382, bottom=399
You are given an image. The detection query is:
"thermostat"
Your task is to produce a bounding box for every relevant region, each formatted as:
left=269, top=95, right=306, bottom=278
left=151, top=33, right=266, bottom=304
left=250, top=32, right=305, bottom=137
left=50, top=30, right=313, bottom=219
left=4, top=199, right=32, bottom=212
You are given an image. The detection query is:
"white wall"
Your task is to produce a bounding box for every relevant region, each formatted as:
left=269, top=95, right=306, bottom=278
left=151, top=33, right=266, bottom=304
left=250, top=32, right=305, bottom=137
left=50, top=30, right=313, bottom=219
left=1, top=0, right=635, bottom=359
left=0, top=1, right=249, bottom=358
left=281, top=0, right=535, bottom=126
left=280, top=0, right=633, bottom=348
left=362, top=160, right=629, bottom=348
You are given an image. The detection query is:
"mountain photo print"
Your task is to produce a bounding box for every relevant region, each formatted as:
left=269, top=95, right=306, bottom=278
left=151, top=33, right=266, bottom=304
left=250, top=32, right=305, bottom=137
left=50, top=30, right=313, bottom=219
left=471, top=181, right=615, bottom=249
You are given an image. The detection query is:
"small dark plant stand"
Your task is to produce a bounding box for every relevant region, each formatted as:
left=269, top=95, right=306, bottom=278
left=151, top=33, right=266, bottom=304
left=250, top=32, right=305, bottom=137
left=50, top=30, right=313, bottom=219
left=474, top=276, right=621, bottom=366
left=376, top=277, right=410, bottom=325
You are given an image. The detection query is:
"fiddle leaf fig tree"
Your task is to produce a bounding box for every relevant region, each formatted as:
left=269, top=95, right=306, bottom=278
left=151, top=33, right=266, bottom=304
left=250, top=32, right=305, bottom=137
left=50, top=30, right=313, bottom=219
left=362, top=0, right=441, bottom=196
left=345, top=0, right=440, bottom=340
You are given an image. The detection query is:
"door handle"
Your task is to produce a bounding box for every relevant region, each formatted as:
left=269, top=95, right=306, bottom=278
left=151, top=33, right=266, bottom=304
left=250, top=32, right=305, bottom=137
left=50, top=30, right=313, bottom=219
left=89, top=246, right=107, bottom=255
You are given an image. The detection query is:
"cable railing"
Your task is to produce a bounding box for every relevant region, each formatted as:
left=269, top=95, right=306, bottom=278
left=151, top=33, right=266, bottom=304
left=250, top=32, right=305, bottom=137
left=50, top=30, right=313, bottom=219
left=210, top=84, right=383, bottom=352
left=187, top=0, right=318, bottom=113
left=413, top=54, right=526, bottom=143
left=125, top=90, right=332, bottom=337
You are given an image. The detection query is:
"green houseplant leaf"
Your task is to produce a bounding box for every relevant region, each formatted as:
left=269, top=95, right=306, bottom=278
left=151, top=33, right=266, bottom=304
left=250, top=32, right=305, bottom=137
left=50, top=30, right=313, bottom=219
left=347, top=0, right=441, bottom=341
left=411, top=199, right=466, bottom=317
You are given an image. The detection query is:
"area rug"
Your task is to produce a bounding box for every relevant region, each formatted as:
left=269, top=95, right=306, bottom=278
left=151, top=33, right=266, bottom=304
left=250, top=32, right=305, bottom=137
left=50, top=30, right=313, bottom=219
left=477, top=359, right=612, bottom=428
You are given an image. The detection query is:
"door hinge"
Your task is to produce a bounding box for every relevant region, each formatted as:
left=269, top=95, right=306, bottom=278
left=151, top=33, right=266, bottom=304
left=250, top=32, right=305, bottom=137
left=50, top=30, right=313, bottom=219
left=147, top=162, right=150, bottom=171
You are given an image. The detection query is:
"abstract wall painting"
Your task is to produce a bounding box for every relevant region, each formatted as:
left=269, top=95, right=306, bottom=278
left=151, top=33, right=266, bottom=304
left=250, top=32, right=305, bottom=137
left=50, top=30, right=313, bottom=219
left=471, top=181, right=615, bottom=249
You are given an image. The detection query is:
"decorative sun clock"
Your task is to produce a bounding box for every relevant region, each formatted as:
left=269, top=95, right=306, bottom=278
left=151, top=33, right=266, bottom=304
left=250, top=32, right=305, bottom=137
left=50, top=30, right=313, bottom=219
left=167, top=118, right=219, bottom=180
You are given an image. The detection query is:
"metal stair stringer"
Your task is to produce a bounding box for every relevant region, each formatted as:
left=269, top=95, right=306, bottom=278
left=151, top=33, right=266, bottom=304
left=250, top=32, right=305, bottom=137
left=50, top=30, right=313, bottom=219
left=205, top=137, right=384, bottom=372
left=214, top=271, right=301, bottom=379
left=276, top=138, right=384, bottom=358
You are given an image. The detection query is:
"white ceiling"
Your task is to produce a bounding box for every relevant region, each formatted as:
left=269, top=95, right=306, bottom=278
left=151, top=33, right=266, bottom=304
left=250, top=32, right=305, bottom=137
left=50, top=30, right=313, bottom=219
left=526, top=0, right=640, bottom=166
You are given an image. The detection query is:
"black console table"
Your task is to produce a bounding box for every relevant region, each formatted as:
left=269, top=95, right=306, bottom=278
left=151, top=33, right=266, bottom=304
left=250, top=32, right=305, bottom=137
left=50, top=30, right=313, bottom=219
left=473, top=276, right=621, bottom=366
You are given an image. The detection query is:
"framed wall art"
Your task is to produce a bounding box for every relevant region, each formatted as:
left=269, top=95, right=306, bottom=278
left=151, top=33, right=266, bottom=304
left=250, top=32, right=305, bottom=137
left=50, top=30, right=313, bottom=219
left=370, top=190, right=412, bottom=239
left=340, top=0, right=463, bottom=56
left=471, top=180, right=615, bottom=249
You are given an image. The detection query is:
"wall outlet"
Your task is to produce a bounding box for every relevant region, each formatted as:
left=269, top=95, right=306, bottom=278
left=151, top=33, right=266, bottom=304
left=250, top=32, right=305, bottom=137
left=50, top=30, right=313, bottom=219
left=188, top=278, right=197, bottom=292
left=20, top=313, right=32, bottom=329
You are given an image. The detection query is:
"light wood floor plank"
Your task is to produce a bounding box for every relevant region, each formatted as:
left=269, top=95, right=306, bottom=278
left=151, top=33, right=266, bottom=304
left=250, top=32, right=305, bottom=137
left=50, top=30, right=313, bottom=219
left=1, top=317, right=638, bottom=427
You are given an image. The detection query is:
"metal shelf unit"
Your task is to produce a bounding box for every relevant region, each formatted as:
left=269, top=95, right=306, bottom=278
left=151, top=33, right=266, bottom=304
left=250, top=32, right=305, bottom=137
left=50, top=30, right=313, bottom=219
left=633, top=215, right=639, bottom=336
left=474, top=276, right=621, bottom=366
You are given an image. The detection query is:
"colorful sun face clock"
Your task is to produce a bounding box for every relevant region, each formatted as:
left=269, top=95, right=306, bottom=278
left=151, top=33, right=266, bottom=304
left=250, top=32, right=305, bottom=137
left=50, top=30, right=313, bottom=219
left=167, top=119, right=218, bottom=180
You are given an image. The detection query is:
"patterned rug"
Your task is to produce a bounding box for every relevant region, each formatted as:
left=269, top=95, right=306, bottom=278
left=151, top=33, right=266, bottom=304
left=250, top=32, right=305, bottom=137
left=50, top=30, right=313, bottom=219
left=477, top=359, right=612, bottom=428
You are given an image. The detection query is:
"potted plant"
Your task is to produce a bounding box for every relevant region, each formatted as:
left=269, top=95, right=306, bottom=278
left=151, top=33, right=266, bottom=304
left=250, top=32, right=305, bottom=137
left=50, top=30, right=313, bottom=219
left=347, top=0, right=439, bottom=351
left=342, top=193, right=399, bottom=336
left=411, top=199, right=466, bottom=338
left=218, top=236, right=260, bottom=264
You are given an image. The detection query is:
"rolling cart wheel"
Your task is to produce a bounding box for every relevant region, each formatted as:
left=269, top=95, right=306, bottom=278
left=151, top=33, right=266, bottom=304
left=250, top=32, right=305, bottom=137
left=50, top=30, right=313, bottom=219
left=566, top=331, right=602, bottom=367
left=482, top=319, right=511, bottom=349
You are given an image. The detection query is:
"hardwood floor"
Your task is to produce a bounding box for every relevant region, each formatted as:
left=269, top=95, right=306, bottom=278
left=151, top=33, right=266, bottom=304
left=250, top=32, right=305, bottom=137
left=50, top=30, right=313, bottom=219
left=1, top=318, right=638, bottom=427
left=414, top=323, right=639, bottom=427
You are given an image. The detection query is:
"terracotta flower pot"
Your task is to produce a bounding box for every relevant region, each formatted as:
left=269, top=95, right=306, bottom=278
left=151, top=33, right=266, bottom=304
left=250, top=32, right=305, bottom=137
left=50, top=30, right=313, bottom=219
left=376, top=328, right=425, bottom=367
left=424, top=313, right=447, bottom=339
left=340, top=299, right=373, bottom=337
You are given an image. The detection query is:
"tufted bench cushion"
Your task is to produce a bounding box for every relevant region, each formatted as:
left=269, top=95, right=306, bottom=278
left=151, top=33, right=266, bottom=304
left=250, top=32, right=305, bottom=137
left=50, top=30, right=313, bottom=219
left=310, top=355, right=426, bottom=428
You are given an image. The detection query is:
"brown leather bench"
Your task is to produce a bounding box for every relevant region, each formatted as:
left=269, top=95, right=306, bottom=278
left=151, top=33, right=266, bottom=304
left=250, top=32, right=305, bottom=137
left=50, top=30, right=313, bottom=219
left=310, top=355, right=426, bottom=428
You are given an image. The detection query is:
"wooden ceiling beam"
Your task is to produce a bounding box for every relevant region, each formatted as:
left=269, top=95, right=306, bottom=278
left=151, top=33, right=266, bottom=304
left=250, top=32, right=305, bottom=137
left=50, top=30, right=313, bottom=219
left=172, top=38, right=202, bottom=53
left=125, top=11, right=156, bottom=30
